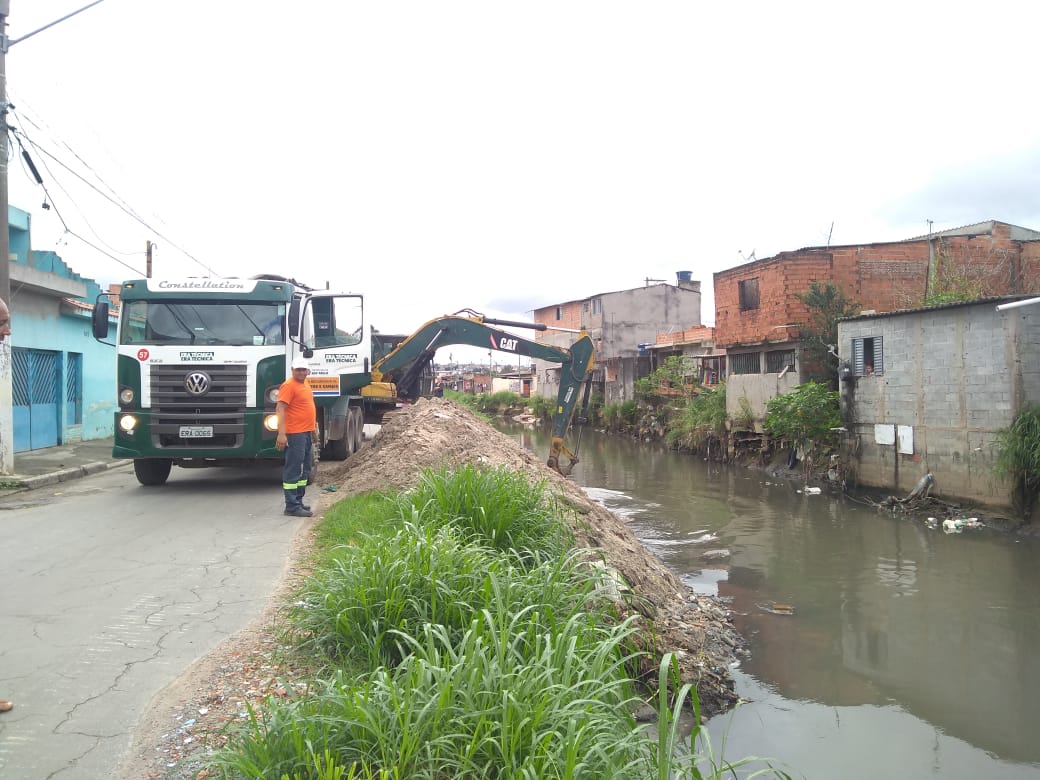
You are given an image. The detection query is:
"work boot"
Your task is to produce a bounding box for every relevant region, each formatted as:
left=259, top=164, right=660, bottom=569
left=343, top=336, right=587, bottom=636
left=284, top=507, right=313, bottom=518
left=0, top=700, right=13, bottom=713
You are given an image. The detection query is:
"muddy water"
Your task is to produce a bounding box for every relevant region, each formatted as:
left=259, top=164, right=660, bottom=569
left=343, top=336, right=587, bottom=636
left=501, top=423, right=1040, bottom=779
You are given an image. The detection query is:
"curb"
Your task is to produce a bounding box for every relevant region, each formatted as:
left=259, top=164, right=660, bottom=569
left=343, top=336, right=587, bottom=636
left=12, top=459, right=133, bottom=491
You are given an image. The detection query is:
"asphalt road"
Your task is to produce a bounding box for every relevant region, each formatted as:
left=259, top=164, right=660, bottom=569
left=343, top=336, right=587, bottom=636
left=0, top=463, right=308, bottom=779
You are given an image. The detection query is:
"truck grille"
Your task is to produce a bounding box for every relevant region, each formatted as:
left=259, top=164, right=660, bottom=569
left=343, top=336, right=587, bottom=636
left=150, top=364, right=248, bottom=448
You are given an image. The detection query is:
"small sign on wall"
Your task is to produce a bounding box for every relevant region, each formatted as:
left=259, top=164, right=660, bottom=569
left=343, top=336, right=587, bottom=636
left=874, top=423, right=914, bottom=454
left=897, top=425, right=914, bottom=455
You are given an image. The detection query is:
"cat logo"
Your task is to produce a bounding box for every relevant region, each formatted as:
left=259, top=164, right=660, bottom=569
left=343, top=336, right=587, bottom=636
left=499, top=337, right=518, bottom=351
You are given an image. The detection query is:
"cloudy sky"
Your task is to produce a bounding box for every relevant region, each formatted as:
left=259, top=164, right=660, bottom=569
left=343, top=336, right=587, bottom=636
left=8, top=1, right=1040, bottom=341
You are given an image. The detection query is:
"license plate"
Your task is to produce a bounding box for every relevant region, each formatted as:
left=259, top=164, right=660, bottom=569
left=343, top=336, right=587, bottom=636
left=179, top=425, right=213, bottom=438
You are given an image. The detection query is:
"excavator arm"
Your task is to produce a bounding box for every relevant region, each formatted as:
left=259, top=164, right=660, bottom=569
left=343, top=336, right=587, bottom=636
left=370, top=310, right=595, bottom=475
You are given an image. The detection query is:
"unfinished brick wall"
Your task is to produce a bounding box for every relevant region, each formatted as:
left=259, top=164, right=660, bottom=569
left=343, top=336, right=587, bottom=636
left=1022, top=241, right=1040, bottom=289
left=656, top=325, right=714, bottom=346
left=714, top=230, right=1040, bottom=349
left=533, top=300, right=583, bottom=332
left=714, top=253, right=826, bottom=347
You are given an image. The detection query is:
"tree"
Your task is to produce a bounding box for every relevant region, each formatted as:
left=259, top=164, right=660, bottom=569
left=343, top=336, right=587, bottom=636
left=764, top=382, right=841, bottom=476
left=795, top=282, right=859, bottom=387
left=635, top=355, right=699, bottom=403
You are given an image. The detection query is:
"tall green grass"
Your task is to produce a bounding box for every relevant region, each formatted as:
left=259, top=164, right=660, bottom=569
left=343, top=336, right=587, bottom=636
left=397, top=465, right=572, bottom=559
left=215, top=466, right=792, bottom=779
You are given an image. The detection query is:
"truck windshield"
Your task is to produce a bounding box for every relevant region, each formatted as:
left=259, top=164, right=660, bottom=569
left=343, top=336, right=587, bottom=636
left=120, top=301, right=286, bottom=346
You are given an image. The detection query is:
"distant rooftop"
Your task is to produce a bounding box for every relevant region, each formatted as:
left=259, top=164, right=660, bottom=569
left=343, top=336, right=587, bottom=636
left=904, top=220, right=1040, bottom=242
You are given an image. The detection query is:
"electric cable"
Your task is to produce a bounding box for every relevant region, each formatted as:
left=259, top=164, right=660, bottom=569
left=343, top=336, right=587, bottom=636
left=8, top=128, right=144, bottom=276
left=8, top=108, right=220, bottom=277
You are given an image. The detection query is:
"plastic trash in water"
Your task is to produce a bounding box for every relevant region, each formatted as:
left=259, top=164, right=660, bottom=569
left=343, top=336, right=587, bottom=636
left=942, top=517, right=985, bottom=534
left=803, top=486, right=822, bottom=495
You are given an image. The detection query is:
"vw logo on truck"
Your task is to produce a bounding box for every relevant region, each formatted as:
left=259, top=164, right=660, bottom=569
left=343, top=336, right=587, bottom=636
left=185, top=371, right=211, bottom=396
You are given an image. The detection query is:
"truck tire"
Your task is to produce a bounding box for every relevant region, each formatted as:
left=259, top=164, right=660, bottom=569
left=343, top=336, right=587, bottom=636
left=323, top=416, right=351, bottom=460
left=351, top=407, right=365, bottom=452
left=134, top=458, right=172, bottom=486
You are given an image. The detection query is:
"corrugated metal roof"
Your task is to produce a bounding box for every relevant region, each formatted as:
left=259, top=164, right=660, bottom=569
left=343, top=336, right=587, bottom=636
left=904, top=220, right=1040, bottom=242
left=838, top=294, right=1035, bottom=322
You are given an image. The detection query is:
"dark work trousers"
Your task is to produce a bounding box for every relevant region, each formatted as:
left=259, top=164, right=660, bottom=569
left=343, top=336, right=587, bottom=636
left=282, top=431, right=313, bottom=510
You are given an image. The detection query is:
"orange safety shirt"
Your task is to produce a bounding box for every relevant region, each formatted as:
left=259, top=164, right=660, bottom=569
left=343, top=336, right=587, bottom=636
left=278, top=377, right=316, bottom=434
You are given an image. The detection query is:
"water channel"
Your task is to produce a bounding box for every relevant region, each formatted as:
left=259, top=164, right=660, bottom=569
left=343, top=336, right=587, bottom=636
left=498, top=422, right=1040, bottom=779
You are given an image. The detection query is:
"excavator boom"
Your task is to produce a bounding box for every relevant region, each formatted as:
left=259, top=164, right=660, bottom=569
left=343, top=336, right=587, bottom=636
left=371, top=311, right=595, bottom=474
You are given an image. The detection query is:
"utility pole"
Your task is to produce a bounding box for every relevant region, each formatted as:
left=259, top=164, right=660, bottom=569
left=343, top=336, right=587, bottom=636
left=146, top=240, right=153, bottom=278
left=0, top=1, right=107, bottom=474
left=0, top=1, right=14, bottom=475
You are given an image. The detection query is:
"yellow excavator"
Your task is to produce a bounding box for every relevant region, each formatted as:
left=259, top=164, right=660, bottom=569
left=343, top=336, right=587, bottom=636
left=364, top=309, right=596, bottom=475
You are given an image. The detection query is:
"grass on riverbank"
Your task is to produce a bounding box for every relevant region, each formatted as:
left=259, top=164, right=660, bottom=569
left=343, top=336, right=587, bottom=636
left=214, top=465, right=790, bottom=779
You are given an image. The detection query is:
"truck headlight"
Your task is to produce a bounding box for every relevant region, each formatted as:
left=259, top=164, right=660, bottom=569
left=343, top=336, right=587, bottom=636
left=264, top=414, right=279, bottom=432
left=119, top=414, right=137, bottom=433
left=119, top=387, right=135, bottom=406
left=266, top=387, right=280, bottom=404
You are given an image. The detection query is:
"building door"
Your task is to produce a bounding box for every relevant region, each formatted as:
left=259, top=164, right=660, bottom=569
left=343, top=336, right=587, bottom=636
left=12, top=347, right=61, bottom=451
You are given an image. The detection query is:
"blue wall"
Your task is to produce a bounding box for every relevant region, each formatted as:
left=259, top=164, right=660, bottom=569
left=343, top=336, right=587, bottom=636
left=9, top=206, right=116, bottom=445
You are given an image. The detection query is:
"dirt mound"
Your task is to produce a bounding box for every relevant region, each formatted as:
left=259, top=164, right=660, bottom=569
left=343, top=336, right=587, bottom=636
left=122, top=398, right=742, bottom=779
left=322, top=397, right=742, bottom=715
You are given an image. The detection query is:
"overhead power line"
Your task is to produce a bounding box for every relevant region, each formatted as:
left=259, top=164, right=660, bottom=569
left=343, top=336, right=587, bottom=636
left=9, top=110, right=220, bottom=277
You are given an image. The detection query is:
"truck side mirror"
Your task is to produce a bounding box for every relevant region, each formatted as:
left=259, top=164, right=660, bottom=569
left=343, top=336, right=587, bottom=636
left=92, top=300, right=110, bottom=340
left=288, top=299, right=301, bottom=339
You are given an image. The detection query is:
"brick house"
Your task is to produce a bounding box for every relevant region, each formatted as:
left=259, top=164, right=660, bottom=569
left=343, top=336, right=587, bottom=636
left=532, top=275, right=703, bottom=405
left=713, top=220, right=1040, bottom=427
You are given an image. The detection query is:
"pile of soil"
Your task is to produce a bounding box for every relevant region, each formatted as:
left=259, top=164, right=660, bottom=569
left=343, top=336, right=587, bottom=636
left=120, top=397, right=743, bottom=779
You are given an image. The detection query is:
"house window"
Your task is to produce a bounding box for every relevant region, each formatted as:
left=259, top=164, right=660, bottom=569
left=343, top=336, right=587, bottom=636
left=555, top=306, right=562, bottom=321
left=765, top=349, right=796, bottom=374
left=738, top=278, right=760, bottom=311
left=730, top=351, right=761, bottom=375
left=852, top=336, right=883, bottom=376
left=592, top=298, right=602, bottom=315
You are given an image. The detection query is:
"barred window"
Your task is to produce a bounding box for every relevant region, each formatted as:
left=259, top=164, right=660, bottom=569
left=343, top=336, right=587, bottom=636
left=730, top=352, right=761, bottom=375
left=765, top=349, right=796, bottom=374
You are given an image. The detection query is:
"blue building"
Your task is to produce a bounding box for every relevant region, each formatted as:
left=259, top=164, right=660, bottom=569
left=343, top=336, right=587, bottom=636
left=8, top=205, right=116, bottom=450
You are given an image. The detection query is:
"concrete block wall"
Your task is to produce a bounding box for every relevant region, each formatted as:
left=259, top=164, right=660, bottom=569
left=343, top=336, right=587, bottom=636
left=840, top=301, right=1040, bottom=508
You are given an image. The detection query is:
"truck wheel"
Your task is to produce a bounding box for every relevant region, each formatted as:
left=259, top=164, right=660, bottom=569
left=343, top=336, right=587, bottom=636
left=351, top=407, right=365, bottom=452
left=134, top=458, right=172, bottom=486
left=323, top=434, right=349, bottom=461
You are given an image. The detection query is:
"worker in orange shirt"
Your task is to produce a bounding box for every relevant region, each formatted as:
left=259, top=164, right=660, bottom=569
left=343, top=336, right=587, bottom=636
left=275, top=355, right=317, bottom=517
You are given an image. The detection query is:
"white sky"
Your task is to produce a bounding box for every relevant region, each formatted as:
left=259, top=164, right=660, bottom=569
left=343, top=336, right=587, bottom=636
left=8, top=1, right=1040, bottom=360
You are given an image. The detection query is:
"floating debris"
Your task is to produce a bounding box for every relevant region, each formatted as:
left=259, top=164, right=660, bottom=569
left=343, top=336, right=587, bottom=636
left=942, top=517, right=985, bottom=534
left=757, top=602, right=796, bottom=616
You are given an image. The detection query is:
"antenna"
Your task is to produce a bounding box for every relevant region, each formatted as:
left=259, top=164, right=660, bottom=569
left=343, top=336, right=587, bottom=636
left=826, top=221, right=834, bottom=248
